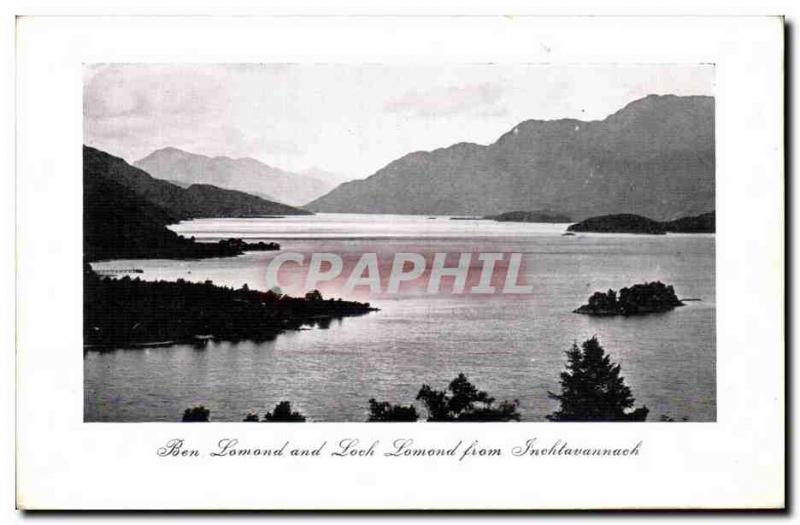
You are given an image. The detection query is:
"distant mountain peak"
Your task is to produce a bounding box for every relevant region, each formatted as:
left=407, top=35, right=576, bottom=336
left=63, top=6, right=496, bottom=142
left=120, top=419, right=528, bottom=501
left=143, top=147, right=278, bottom=169
left=607, top=93, right=713, bottom=119
left=134, top=147, right=338, bottom=206
left=149, top=146, right=191, bottom=157
left=307, top=94, right=714, bottom=220
left=84, top=145, right=311, bottom=222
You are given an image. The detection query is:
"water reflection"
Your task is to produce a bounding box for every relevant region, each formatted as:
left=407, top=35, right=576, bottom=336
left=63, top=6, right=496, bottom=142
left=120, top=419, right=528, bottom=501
left=86, top=215, right=715, bottom=422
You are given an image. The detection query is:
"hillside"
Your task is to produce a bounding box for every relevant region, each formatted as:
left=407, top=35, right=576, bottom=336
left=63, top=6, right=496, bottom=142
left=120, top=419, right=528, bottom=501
left=84, top=146, right=309, bottom=218
left=83, top=172, right=248, bottom=261
left=135, top=147, right=337, bottom=206
left=84, top=146, right=303, bottom=261
left=306, top=95, right=714, bottom=221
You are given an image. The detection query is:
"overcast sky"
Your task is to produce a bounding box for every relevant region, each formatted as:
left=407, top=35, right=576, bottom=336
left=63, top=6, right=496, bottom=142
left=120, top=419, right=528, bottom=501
left=84, top=63, right=713, bottom=180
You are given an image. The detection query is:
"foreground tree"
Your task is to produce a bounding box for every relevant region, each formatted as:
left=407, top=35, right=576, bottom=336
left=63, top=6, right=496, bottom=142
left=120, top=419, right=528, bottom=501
left=367, top=398, right=419, bottom=422
left=182, top=405, right=210, bottom=422
left=416, top=374, right=520, bottom=422
left=263, top=401, right=306, bottom=422
left=547, top=336, right=648, bottom=422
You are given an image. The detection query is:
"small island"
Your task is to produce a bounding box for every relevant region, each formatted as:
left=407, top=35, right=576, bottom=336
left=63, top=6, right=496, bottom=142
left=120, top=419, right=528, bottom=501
left=566, top=211, right=715, bottom=235
left=484, top=210, right=573, bottom=223
left=573, top=281, right=685, bottom=316
left=567, top=214, right=666, bottom=234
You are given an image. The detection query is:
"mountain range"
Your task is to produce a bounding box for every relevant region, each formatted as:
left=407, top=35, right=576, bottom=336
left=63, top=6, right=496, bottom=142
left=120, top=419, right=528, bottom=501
left=83, top=146, right=310, bottom=260
left=85, top=146, right=308, bottom=219
left=306, top=95, right=715, bottom=221
left=134, top=147, right=339, bottom=207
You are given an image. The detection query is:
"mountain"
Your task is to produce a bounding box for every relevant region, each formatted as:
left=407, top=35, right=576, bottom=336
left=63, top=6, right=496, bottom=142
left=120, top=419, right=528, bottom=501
left=83, top=172, right=245, bottom=261
left=167, top=177, right=278, bottom=202
left=134, top=147, right=337, bottom=206
left=84, top=169, right=179, bottom=260
left=306, top=95, right=714, bottom=221
left=84, top=146, right=299, bottom=261
left=300, top=166, right=355, bottom=186
left=84, top=161, right=232, bottom=261
left=85, top=146, right=309, bottom=218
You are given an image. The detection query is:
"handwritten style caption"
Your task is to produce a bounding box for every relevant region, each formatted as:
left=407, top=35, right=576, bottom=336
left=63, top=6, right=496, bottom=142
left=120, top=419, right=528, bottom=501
left=157, top=437, right=643, bottom=461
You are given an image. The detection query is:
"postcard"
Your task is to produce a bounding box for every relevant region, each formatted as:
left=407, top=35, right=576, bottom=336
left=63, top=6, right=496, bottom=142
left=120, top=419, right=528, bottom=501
left=15, top=15, right=784, bottom=509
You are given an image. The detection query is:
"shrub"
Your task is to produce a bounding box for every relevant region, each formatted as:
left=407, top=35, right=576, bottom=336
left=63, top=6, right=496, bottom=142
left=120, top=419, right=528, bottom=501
left=416, top=374, right=520, bottom=422
left=182, top=405, right=210, bottom=422
left=547, top=337, right=648, bottom=421
left=263, top=401, right=306, bottom=422
left=367, top=398, right=419, bottom=422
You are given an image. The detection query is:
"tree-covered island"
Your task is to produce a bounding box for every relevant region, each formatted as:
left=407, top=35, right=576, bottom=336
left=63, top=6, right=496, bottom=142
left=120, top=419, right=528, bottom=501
left=574, top=281, right=684, bottom=316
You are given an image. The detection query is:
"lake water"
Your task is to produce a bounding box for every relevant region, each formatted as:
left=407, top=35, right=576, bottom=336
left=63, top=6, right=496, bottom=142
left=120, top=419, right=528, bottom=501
left=86, top=214, right=716, bottom=422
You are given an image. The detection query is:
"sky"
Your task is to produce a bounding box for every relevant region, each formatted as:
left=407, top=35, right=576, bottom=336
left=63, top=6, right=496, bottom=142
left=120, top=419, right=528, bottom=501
left=84, top=63, right=714, bottom=181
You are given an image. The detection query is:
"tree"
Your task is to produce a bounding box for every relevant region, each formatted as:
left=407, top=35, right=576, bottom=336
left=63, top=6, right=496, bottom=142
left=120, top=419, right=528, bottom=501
left=305, top=290, right=323, bottom=301
left=547, top=336, right=648, bottom=421
left=416, top=373, right=520, bottom=422
left=182, top=405, right=210, bottom=422
left=263, top=401, right=306, bottom=422
left=367, top=398, right=419, bottom=422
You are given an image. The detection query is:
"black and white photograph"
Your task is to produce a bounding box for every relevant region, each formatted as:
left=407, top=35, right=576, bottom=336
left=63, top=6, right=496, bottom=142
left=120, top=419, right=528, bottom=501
left=83, top=63, right=716, bottom=424
left=11, top=13, right=784, bottom=511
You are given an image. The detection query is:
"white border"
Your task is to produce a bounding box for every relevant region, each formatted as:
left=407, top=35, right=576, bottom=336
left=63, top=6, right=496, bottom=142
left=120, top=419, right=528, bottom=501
left=15, top=16, right=783, bottom=510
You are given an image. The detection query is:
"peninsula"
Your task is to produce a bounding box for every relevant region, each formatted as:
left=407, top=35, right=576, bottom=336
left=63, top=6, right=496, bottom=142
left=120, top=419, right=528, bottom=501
left=84, top=265, right=377, bottom=348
